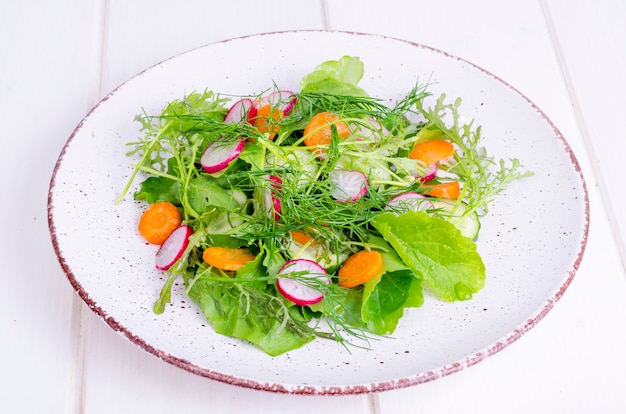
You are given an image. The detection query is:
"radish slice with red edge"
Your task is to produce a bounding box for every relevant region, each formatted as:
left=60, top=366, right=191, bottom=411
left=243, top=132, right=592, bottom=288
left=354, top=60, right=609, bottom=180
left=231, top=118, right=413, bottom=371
left=385, top=192, right=433, bottom=213
left=357, top=118, right=389, bottom=141
left=276, top=259, right=330, bottom=306
left=420, top=163, right=437, bottom=182
left=224, top=98, right=257, bottom=124
left=155, top=225, right=193, bottom=270
left=263, top=175, right=282, bottom=220
left=329, top=169, right=368, bottom=202
left=260, top=90, right=297, bottom=115
left=200, top=138, right=245, bottom=174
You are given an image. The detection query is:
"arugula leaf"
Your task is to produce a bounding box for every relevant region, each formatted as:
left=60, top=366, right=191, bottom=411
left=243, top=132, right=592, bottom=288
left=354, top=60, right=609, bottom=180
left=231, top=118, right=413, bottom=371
left=133, top=158, right=181, bottom=204
left=371, top=211, right=485, bottom=302
left=153, top=272, right=178, bottom=314
left=134, top=176, right=179, bottom=204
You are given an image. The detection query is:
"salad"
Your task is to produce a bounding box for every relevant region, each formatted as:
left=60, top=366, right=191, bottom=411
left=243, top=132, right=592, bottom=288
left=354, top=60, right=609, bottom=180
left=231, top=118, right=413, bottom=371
left=118, top=56, right=531, bottom=356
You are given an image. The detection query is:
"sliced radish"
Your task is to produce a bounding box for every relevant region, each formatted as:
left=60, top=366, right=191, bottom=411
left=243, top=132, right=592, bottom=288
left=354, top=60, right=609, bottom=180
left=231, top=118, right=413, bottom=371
left=385, top=192, right=434, bottom=213
left=200, top=138, right=245, bottom=174
left=357, top=118, right=389, bottom=141
left=263, top=175, right=282, bottom=220
left=276, top=259, right=330, bottom=306
left=155, top=225, right=193, bottom=270
left=410, top=162, right=437, bottom=182
left=420, top=163, right=437, bottom=182
left=260, top=90, right=297, bottom=115
left=224, top=98, right=257, bottom=124
left=329, top=169, right=368, bottom=202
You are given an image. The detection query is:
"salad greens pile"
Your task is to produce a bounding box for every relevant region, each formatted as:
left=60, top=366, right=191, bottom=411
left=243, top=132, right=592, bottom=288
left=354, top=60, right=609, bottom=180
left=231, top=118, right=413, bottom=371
left=118, top=56, right=531, bottom=356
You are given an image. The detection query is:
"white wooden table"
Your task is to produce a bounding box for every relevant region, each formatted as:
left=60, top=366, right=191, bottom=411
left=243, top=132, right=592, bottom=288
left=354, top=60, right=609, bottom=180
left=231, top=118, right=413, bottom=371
left=2, top=1, right=626, bottom=412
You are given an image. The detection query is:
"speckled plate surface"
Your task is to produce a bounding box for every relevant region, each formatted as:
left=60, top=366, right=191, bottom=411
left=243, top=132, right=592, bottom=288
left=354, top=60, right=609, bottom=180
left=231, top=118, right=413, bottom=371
left=48, top=31, right=589, bottom=395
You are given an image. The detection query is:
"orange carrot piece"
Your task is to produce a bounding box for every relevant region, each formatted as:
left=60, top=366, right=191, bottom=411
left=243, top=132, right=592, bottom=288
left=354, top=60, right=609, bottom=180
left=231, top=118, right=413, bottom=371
left=424, top=181, right=461, bottom=199
left=290, top=230, right=316, bottom=246
left=253, top=103, right=283, bottom=140
left=138, top=202, right=182, bottom=245
left=409, top=139, right=454, bottom=165
left=202, top=247, right=256, bottom=271
left=303, top=112, right=351, bottom=150
left=338, top=250, right=384, bottom=288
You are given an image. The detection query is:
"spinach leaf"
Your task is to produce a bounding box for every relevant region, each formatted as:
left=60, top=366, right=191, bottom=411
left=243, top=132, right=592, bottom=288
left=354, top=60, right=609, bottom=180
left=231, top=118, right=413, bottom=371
left=362, top=270, right=423, bottom=334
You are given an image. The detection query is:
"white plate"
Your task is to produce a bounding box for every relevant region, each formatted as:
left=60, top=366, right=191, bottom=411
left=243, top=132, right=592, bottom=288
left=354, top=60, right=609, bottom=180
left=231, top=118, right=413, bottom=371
left=48, top=31, right=589, bottom=395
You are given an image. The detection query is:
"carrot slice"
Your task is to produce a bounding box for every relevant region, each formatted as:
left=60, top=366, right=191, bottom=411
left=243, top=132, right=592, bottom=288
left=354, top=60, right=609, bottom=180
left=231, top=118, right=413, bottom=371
left=409, top=139, right=454, bottom=165
left=202, top=247, right=256, bottom=271
left=338, top=250, right=384, bottom=288
left=290, top=230, right=316, bottom=245
left=424, top=181, right=461, bottom=199
left=253, top=103, right=283, bottom=140
left=303, top=112, right=351, bottom=150
left=138, top=202, right=182, bottom=245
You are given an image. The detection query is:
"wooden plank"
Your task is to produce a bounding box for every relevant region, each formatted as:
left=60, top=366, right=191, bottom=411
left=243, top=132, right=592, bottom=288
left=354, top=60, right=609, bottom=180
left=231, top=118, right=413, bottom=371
left=544, top=0, right=626, bottom=263
left=99, top=0, right=329, bottom=95
left=13, top=0, right=620, bottom=412
left=0, top=0, right=102, bottom=412
left=82, top=311, right=373, bottom=413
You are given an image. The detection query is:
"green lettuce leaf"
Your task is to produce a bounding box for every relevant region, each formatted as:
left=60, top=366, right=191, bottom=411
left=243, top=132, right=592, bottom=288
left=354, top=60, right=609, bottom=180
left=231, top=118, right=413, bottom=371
left=371, top=211, right=485, bottom=301
left=187, top=175, right=243, bottom=214
left=186, top=255, right=314, bottom=356
left=300, top=56, right=369, bottom=97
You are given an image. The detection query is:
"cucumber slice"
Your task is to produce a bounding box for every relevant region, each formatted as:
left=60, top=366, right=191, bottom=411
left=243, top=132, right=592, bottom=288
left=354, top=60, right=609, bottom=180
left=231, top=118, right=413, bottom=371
left=429, top=200, right=481, bottom=240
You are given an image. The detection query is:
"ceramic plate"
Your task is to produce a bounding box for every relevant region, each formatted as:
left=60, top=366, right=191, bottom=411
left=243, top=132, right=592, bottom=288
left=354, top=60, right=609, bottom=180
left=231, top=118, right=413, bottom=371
left=48, top=31, right=588, bottom=395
